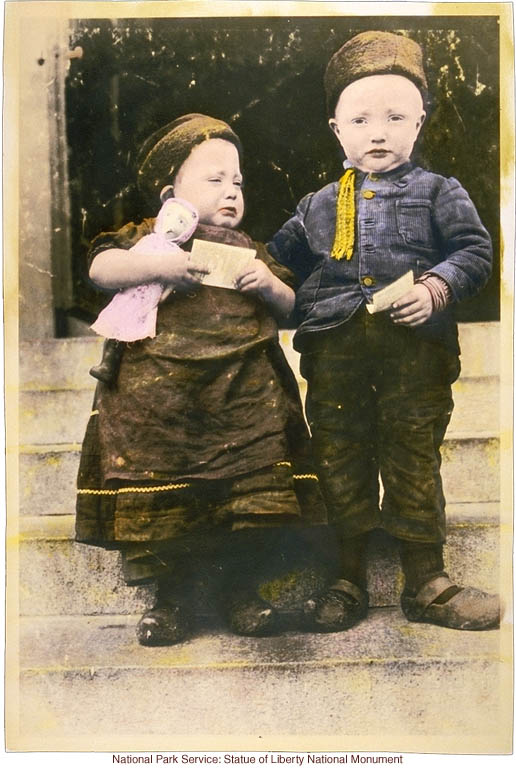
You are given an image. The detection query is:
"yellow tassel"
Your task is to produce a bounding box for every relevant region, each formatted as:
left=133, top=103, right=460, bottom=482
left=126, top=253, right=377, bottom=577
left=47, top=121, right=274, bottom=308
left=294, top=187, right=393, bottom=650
left=331, top=168, right=355, bottom=260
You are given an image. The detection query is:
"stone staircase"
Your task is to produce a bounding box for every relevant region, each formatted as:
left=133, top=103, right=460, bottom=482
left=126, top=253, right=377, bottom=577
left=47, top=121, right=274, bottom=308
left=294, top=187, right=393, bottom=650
left=12, top=324, right=512, bottom=752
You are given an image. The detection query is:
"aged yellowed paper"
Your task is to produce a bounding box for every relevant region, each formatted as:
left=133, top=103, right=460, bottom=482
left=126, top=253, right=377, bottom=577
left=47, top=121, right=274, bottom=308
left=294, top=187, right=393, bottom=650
left=3, top=0, right=514, bottom=756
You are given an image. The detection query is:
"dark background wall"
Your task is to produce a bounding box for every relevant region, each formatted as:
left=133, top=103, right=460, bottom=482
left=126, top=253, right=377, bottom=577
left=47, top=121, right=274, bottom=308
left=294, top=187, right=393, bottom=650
left=65, top=14, right=500, bottom=323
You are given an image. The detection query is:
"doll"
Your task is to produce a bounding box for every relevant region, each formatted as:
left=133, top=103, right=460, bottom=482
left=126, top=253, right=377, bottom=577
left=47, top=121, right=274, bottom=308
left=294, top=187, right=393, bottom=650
left=89, top=191, right=199, bottom=384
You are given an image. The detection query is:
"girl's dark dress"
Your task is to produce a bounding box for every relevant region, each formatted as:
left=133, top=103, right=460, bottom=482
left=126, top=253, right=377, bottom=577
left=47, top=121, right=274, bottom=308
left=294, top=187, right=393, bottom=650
left=76, top=223, right=325, bottom=551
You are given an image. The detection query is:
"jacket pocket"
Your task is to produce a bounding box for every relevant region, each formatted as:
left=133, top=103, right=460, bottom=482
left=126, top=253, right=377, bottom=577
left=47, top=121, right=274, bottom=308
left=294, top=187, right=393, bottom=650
left=396, top=200, right=433, bottom=249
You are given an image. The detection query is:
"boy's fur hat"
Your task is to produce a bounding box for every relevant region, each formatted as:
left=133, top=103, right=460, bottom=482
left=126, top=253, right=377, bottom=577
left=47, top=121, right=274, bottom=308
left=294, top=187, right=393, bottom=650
left=324, top=31, right=428, bottom=115
left=137, top=113, right=242, bottom=205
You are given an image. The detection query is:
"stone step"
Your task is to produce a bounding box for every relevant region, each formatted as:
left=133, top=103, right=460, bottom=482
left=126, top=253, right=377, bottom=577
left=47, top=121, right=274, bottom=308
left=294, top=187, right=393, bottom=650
left=19, top=323, right=500, bottom=391
left=14, top=609, right=510, bottom=752
left=20, top=389, right=94, bottom=446
left=19, top=444, right=82, bottom=517
left=19, top=388, right=499, bottom=446
left=19, top=328, right=499, bottom=441
left=18, top=426, right=500, bottom=519
left=19, top=336, right=103, bottom=392
left=19, top=375, right=500, bottom=448
left=18, top=512, right=501, bottom=617
left=18, top=372, right=500, bottom=448
left=448, top=375, right=499, bottom=435
left=441, top=435, right=499, bottom=503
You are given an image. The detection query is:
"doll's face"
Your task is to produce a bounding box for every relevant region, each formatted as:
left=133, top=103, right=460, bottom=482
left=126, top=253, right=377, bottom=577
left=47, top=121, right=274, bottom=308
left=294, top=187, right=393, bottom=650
left=172, top=139, right=244, bottom=228
left=329, top=74, right=426, bottom=173
left=158, top=201, right=197, bottom=240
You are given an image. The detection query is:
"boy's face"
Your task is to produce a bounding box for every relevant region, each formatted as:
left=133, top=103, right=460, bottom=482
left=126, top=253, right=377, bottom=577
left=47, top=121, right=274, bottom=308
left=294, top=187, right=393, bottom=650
left=173, top=138, right=244, bottom=228
left=329, top=74, right=426, bottom=173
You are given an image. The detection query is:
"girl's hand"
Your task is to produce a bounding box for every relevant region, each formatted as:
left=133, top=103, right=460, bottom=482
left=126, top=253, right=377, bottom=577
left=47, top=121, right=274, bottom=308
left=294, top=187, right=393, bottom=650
left=90, top=246, right=208, bottom=292
left=389, top=284, right=433, bottom=326
left=159, top=248, right=209, bottom=291
left=234, top=260, right=275, bottom=301
left=234, top=260, right=295, bottom=319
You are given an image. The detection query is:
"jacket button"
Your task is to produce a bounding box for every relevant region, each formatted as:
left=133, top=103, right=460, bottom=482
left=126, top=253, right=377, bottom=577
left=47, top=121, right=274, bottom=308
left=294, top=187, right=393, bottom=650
left=362, top=276, right=375, bottom=287
left=361, top=189, right=376, bottom=199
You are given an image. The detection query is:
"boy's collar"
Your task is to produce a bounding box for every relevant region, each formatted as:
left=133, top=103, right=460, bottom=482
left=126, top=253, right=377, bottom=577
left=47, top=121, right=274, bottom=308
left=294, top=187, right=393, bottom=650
left=343, top=159, right=413, bottom=181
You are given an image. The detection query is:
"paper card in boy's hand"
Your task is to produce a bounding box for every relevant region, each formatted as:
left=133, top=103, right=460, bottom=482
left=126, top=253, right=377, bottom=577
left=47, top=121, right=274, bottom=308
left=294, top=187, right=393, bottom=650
left=190, top=239, right=256, bottom=289
left=365, top=270, right=414, bottom=314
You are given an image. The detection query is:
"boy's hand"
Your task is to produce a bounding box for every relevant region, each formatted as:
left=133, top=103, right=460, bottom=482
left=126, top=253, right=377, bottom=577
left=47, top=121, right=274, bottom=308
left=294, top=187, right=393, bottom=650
left=390, top=284, right=433, bottom=326
left=234, top=260, right=275, bottom=301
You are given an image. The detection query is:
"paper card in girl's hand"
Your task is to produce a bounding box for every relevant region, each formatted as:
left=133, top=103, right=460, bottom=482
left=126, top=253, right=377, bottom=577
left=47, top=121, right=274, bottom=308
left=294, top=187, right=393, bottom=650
left=190, top=238, right=256, bottom=289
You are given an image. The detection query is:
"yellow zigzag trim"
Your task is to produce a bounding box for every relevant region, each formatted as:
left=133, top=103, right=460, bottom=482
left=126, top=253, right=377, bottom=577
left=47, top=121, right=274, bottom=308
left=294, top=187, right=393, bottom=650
left=77, top=463, right=319, bottom=495
left=77, top=474, right=319, bottom=496
left=77, top=483, right=190, bottom=496
left=78, top=476, right=319, bottom=495
left=331, top=168, right=355, bottom=261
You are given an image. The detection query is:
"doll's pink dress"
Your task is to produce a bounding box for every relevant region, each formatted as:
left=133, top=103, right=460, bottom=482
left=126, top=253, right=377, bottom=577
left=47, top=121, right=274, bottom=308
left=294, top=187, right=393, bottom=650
left=91, top=198, right=199, bottom=342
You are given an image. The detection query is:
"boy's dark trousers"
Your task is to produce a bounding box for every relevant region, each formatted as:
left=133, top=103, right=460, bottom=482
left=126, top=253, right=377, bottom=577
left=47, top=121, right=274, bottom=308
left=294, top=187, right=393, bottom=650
left=299, top=306, right=461, bottom=545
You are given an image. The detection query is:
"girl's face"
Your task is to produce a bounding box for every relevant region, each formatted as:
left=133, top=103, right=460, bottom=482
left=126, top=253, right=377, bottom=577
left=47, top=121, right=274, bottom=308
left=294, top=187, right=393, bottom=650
left=173, top=138, right=244, bottom=228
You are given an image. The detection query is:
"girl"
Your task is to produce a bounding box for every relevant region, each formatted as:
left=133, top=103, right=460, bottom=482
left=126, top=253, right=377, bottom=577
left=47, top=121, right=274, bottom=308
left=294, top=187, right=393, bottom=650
left=76, top=114, right=326, bottom=646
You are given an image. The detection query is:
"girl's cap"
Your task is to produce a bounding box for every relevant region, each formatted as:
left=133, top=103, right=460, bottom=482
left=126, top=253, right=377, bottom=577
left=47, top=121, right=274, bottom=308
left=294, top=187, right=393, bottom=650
left=137, top=113, right=242, bottom=205
left=324, top=31, right=428, bottom=116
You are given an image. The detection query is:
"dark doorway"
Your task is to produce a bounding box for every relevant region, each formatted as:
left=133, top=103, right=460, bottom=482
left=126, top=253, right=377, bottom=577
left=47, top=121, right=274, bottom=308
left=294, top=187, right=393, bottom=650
left=65, top=15, right=500, bottom=324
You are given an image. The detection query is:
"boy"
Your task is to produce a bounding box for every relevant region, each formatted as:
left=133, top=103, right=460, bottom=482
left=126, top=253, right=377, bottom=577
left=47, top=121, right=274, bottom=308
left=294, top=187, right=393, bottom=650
left=268, top=31, right=500, bottom=632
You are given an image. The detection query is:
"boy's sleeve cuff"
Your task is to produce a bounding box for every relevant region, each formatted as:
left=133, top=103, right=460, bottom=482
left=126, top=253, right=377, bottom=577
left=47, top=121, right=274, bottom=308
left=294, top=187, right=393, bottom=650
left=416, top=272, right=453, bottom=312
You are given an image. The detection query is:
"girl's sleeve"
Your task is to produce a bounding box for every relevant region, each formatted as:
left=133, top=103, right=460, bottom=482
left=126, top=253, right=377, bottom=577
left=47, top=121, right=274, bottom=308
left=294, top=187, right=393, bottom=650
left=266, top=193, right=319, bottom=287
left=87, top=219, right=154, bottom=270
left=428, top=178, right=493, bottom=302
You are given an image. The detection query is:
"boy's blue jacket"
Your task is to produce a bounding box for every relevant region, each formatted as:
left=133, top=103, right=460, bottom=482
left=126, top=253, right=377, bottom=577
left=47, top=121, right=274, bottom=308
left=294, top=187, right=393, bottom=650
left=267, top=161, right=492, bottom=354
